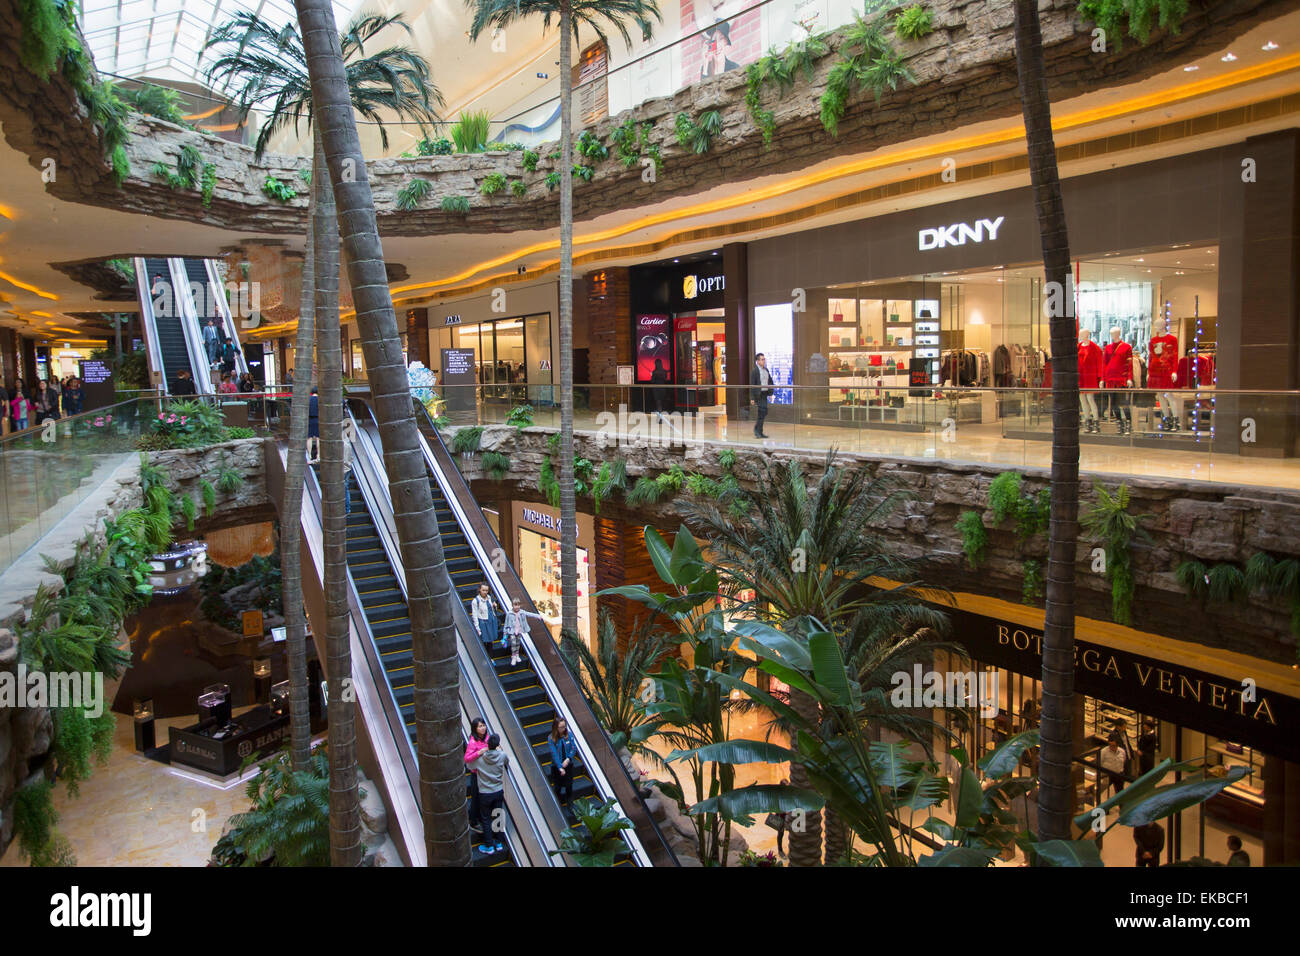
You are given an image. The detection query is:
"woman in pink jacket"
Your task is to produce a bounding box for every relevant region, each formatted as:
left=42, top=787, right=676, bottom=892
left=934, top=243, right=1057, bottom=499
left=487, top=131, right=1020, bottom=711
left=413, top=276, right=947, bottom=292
left=464, top=717, right=491, bottom=832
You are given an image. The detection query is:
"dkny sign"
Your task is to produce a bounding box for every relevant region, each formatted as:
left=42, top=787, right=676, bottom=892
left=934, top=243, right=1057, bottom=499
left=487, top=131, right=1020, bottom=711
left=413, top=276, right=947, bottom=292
left=918, top=216, right=1005, bottom=251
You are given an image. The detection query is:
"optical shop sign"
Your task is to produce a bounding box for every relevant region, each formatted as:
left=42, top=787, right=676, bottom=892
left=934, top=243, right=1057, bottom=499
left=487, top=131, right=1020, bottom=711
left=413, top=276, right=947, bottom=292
left=950, top=608, right=1300, bottom=762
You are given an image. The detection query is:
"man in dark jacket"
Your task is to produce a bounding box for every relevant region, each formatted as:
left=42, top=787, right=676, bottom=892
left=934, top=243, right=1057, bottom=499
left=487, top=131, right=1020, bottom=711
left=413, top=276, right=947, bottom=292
left=1134, top=821, right=1164, bottom=867
left=751, top=353, right=773, bottom=439
left=172, top=370, right=198, bottom=396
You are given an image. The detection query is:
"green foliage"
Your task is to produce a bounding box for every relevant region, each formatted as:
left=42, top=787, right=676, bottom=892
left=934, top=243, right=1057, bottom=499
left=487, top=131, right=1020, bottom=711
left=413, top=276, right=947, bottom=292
left=480, top=171, right=507, bottom=196
left=549, top=798, right=633, bottom=866
left=396, top=178, right=433, bottom=210
left=1077, top=0, right=1190, bottom=50
left=539, top=455, right=560, bottom=508
left=1021, top=558, right=1044, bottom=605
left=217, top=465, right=245, bottom=494
left=484, top=140, right=525, bottom=151
left=299, top=167, right=312, bottom=184
left=744, top=32, right=829, bottom=146
left=481, top=450, right=511, bottom=479
left=987, top=471, right=1023, bottom=524
left=130, top=82, right=191, bottom=123
left=110, top=145, right=131, bottom=185
left=52, top=706, right=116, bottom=798
left=545, top=171, right=561, bottom=190
left=521, top=149, right=540, bottom=171
left=1081, top=482, right=1151, bottom=625
left=1245, top=553, right=1300, bottom=649
left=510, top=178, right=527, bottom=197
left=818, top=11, right=912, bottom=137
left=573, top=163, right=595, bottom=183
left=452, top=425, right=484, bottom=454
left=440, top=194, right=471, bottom=214
left=17, top=0, right=71, bottom=80
left=956, top=510, right=987, bottom=570
left=200, top=552, right=282, bottom=631
left=609, top=118, right=656, bottom=168
left=200, top=162, right=217, bottom=207
left=718, top=448, right=737, bottom=471
left=674, top=110, right=724, bottom=154
left=562, top=609, right=666, bottom=757
left=225, top=426, right=257, bottom=440
left=894, top=4, right=934, bottom=40
left=261, top=176, right=296, bottom=202
left=450, top=110, right=492, bottom=152
left=140, top=399, right=237, bottom=450
left=199, top=477, right=217, bottom=514
left=13, top=781, right=76, bottom=866
left=222, top=748, right=331, bottom=866
left=1177, top=560, right=1248, bottom=605
left=576, top=129, right=609, bottom=161
left=415, top=136, right=454, bottom=155
left=505, top=403, right=534, bottom=431
left=180, top=493, right=198, bottom=530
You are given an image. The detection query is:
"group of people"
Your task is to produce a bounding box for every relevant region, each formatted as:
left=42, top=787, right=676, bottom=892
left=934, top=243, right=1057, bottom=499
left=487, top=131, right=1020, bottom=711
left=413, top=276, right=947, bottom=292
left=470, top=582, right=542, bottom=668
left=6, top=376, right=84, bottom=432
left=217, top=371, right=257, bottom=396
left=463, top=714, right=580, bottom=857
left=201, top=317, right=241, bottom=374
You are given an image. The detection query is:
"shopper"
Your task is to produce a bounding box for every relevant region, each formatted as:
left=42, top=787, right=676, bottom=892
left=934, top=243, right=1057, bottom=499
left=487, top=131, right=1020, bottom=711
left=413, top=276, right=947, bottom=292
left=475, top=734, right=509, bottom=855
left=306, top=386, right=320, bottom=461
left=1137, top=720, right=1159, bottom=775
left=502, top=598, right=542, bottom=666
left=1098, top=734, right=1128, bottom=798
left=649, top=358, right=669, bottom=419
left=61, top=377, right=83, bottom=416
left=751, top=353, right=774, bottom=439
left=1226, top=835, right=1251, bottom=867
left=547, top=717, right=579, bottom=813
left=172, top=370, right=197, bottom=396
left=464, top=717, right=491, bottom=833
left=10, top=387, right=29, bottom=431
left=470, top=583, right=499, bottom=651
left=1134, top=821, right=1164, bottom=867
left=218, top=372, right=238, bottom=395
left=31, top=379, right=59, bottom=424
left=203, top=318, right=221, bottom=367
left=220, top=336, right=240, bottom=376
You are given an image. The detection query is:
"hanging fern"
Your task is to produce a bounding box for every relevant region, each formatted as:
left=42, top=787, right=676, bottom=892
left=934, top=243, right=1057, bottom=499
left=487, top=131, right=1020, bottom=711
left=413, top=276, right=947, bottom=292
left=480, top=172, right=508, bottom=196
left=1022, top=559, right=1044, bottom=605
left=396, top=178, right=433, bottom=210
left=440, top=195, right=471, bottom=214
left=452, top=426, right=484, bottom=454
left=539, top=456, right=561, bottom=507
left=217, top=466, right=245, bottom=494
left=1081, top=481, right=1151, bottom=625
left=180, top=494, right=198, bottom=531
left=481, top=450, right=511, bottom=479
left=956, top=510, right=987, bottom=570
left=987, top=471, right=1023, bottom=525
left=199, top=477, right=217, bottom=515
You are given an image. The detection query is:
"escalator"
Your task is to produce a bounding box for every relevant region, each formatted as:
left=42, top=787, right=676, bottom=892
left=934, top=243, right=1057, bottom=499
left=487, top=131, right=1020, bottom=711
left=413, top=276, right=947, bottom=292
left=340, top=468, right=514, bottom=867
left=180, top=257, right=250, bottom=382
left=136, top=257, right=203, bottom=394
left=374, top=400, right=679, bottom=866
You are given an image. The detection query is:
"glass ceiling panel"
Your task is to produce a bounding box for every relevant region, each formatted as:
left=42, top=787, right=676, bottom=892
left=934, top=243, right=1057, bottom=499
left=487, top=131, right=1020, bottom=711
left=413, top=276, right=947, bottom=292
left=79, top=0, right=360, bottom=86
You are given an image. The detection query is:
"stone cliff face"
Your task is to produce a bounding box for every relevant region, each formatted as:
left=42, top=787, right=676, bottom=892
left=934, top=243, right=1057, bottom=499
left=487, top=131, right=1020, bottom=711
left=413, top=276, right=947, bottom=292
left=0, top=0, right=1291, bottom=242
left=453, top=424, right=1300, bottom=666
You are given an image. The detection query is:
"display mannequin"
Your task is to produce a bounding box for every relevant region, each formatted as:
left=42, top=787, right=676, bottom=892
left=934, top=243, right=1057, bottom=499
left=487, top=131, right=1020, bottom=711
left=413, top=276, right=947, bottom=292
left=1147, top=319, right=1180, bottom=431
left=1077, top=328, right=1104, bottom=434
left=1102, top=326, right=1134, bottom=435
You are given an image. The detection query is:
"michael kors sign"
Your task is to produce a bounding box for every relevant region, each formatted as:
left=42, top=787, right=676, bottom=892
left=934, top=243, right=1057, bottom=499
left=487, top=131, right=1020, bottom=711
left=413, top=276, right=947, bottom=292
left=918, top=216, right=1005, bottom=251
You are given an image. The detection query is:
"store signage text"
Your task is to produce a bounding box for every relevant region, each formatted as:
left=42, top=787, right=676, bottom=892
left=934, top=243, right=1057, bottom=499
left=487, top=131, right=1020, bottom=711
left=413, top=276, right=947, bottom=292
left=683, top=274, right=725, bottom=299
left=444, top=314, right=462, bottom=325
left=918, top=216, right=1005, bottom=251
left=521, top=507, right=562, bottom=533
left=994, top=624, right=1276, bottom=724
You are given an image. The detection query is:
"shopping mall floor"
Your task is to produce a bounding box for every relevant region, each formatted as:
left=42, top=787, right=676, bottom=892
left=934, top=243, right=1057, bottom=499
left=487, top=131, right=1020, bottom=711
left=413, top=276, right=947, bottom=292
left=533, top=409, right=1300, bottom=491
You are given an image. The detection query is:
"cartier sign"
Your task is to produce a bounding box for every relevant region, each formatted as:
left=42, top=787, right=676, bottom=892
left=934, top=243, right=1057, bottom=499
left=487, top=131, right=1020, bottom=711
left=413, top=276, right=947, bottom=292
left=948, top=608, right=1300, bottom=761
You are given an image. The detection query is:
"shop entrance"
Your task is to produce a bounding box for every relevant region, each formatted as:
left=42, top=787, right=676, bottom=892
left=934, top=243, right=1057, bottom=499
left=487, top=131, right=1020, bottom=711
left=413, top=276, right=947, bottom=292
left=672, top=311, right=726, bottom=412
left=433, top=314, right=554, bottom=408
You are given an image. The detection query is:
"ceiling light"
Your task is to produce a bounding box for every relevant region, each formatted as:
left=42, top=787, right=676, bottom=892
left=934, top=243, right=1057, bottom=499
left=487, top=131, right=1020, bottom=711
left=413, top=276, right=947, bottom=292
left=1263, top=41, right=1279, bottom=51
left=1221, top=53, right=1237, bottom=62
left=1183, top=65, right=1199, bottom=72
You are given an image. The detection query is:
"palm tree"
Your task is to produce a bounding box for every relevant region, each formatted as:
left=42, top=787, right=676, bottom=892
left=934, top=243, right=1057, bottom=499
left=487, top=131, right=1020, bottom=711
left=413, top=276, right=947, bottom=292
left=464, top=0, right=662, bottom=647
left=206, top=11, right=441, bottom=864
left=684, top=451, right=948, bottom=865
left=290, top=0, right=471, bottom=867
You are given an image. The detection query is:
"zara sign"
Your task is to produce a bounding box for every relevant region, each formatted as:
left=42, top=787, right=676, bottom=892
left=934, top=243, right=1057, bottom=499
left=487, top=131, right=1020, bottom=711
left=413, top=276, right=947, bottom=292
left=918, top=216, right=1005, bottom=251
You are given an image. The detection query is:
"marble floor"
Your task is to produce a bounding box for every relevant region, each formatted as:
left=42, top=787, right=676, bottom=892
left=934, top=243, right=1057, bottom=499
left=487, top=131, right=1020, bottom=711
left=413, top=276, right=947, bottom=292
left=0, top=676, right=251, bottom=868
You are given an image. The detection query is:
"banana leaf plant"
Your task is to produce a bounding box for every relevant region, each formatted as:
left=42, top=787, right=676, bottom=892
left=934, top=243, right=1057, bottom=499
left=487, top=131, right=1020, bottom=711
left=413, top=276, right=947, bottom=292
left=548, top=798, right=633, bottom=867
left=680, top=618, right=1248, bottom=866
left=599, top=524, right=752, bottom=865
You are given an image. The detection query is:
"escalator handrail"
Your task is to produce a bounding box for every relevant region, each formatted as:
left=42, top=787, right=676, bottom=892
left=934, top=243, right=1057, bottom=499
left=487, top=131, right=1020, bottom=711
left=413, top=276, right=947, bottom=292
left=132, top=257, right=167, bottom=392
left=408, top=399, right=679, bottom=867
left=345, top=408, right=565, bottom=866
left=167, top=257, right=216, bottom=395
left=203, top=258, right=252, bottom=380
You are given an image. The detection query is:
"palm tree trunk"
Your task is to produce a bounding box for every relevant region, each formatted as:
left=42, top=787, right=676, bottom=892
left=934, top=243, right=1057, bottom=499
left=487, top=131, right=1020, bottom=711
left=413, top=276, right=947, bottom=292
left=823, top=806, right=849, bottom=865
left=294, top=0, right=470, bottom=867
left=313, top=129, right=362, bottom=867
left=557, top=0, right=578, bottom=646
left=280, top=146, right=319, bottom=774
left=786, top=687, right=823, bottom=867
left=1013, top=0, right=1080, bottom=845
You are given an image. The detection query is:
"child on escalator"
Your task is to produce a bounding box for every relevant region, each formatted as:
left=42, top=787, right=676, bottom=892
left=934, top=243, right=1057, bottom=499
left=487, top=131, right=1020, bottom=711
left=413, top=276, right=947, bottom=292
left=502, top=598, right=542, bottom=667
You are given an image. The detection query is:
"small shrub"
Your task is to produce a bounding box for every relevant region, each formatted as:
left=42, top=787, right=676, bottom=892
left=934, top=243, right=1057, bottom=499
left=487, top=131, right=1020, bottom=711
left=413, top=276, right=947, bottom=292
left=440, top=195, right=471, bottom=214
left=956, top=510, right=987, bottom=570
left=505, top=404, right=534, bottom=431
left=522, top=149, right=540, bottom=171
left=452, top=425, right=484, bottom=454
left=894, top=5, right=934, bottom=40
left=576, top=129, right=609, bottom=161
left=416, top=137, right=454, bottom=155
left=510, top=179, right=527, bottom=197
left=450, top=110, right=491, bottom=152
left=481, top=451, right=511, bottom=479
left=396, top=178, right=433, bottom=210
left=480, top=172, right=507, bottom=196
left=546, top=171, right=560, bottom=190
left=262, top=176, right=296, bottom=202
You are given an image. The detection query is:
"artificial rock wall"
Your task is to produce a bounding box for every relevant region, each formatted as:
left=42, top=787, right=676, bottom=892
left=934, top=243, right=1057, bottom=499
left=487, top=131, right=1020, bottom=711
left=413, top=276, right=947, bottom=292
left=455, top=425, right=1300, bottom=667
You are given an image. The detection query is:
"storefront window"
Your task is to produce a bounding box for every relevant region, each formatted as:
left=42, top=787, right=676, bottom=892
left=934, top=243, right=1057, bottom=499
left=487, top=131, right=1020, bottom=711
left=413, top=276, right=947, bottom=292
left=517, top=528, right=592, bottom=651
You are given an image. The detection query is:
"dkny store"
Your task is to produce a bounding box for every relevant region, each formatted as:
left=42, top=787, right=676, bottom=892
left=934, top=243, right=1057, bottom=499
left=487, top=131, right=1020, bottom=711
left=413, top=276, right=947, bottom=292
left=745, top=130, right=1300, bottom=457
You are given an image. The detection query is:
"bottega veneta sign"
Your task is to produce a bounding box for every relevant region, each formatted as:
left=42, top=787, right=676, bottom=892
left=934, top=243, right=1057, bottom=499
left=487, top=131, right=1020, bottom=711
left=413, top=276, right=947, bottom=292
left=948, top=608, right=1300, bottom=761
left=918, top=216, right=1005, bottom=250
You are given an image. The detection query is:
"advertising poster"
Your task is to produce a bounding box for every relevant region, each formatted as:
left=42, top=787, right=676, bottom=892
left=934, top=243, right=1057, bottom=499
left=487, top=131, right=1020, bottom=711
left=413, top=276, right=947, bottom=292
left=753, top=303, right=794, bottom=405
left=440, top=348, right=478, bottom=413
left=680, top=0, right=761, bottom=88
left=636, top=313, right=672, bottom=383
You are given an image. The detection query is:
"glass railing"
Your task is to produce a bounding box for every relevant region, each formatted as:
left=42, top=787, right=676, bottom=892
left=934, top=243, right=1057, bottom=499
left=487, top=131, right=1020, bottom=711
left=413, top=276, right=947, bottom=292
left=0, top=397, right=160, bottom=577
left=412, top=384, right=1300, bottom=491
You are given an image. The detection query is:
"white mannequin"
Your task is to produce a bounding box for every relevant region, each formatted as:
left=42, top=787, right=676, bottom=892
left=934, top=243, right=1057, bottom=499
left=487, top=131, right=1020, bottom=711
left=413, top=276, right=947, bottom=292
left=1078, top=328, right=1099, bottom=429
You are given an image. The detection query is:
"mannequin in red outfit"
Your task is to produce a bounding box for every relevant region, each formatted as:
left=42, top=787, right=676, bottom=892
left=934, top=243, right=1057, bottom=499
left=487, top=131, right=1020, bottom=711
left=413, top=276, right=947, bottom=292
left=1102, top=326, right=1135, bottom=435
left=1078, top=328, right=1105, bottom=434
left=1147, top=319, right=1180, bottom=431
